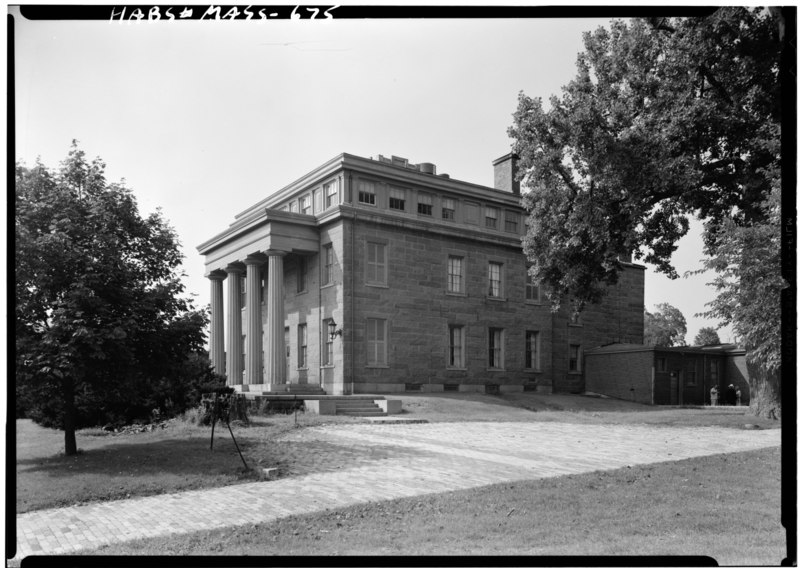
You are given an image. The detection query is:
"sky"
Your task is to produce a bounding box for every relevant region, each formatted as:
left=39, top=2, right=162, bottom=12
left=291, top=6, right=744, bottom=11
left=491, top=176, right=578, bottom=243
left=11, top=6, right=735, bottom=345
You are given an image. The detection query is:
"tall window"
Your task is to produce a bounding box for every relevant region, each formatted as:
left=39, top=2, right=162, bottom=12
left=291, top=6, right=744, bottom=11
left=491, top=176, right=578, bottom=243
left=442, top=198, right=455, bottom=220
left=504, top=211, right=518, bottom=233
left=297, top=324, right=308, bottom=368
left=488, top=328, right=504, bottom=369
left=418, top=193, right=433, bottom=216
left=525, top=271, right=540, bottom=302
left=288, top=201, right=298, bottom=213
left=525, top=331, right=540, bottom=370
left=366, top=318, right=387, bottom=366
left=710, top=359, right=719, bottom=382
left=300, top=195, right=311, bottom=215
left=358, top=180, right=376, bottom=205
left=366, top=242, right=387, bottom=285
left=297, top=257, right=307, bottom=293
left=569, top=344, right=581, bottom=372
left=488, top=262, right=503, bottom=298
left=447, top=256, right=464, bottom=293
left=322, top=244, right=334, bottom=285
left=686, top=358, right=697, bottom=386
left=324, top=180, right=338, bottom=209
left=485, top=207, right=498, bottom=229
left=448, top=325, right=465, bottom=368
left=322, top=318, right=333, bottom=366
left=389, top=188, right=405, bottom=211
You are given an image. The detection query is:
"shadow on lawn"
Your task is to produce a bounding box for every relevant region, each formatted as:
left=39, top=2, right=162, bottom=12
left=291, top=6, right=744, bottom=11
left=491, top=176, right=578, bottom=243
left=16, top=435, right=251, bottom=478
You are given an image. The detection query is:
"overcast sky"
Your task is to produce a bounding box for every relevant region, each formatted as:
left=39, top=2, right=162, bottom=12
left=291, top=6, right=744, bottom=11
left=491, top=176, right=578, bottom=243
left=12, top=8, right=735, bottom=344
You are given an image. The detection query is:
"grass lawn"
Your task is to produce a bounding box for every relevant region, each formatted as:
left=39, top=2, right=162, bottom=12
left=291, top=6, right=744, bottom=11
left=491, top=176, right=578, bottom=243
left=15, top=393, right=779, bottom=514
left=92, top=447, right=785, bottom=565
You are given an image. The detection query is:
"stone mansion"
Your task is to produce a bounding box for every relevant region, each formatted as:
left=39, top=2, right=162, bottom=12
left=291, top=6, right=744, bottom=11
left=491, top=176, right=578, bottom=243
left=197, top=152, right=645, bottom=395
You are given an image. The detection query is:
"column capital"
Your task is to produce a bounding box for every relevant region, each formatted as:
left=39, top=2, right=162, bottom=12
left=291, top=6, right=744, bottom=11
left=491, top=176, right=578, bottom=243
left=208, top=270, right=227, bottom=281
left=225, top=263, right=245, bottom=275
left=243, top=254, right=267, bottom=266
left=265, top=250, right=288, bottom=257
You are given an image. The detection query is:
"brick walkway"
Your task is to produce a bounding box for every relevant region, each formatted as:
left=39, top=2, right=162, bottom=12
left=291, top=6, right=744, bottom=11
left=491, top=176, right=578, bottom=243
left=13, top=421, right=780, bottom=560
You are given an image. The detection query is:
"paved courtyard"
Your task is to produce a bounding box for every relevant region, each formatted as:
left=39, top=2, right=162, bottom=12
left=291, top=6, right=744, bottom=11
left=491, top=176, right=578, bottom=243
left=13, top=420, right=781, bottom=560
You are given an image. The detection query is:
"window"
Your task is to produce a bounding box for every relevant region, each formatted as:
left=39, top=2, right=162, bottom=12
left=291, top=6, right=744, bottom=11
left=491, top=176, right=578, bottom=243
left=324, top=180, right=338, bottom=209
left=488, top=262, right=503, bottom=298
left=447, top=256, right=464, bottom=294
left=448, top=325, right=465, bottom=368
left=288, top=201, right=298, bottom=213
left=297, top=324, right=308, bottom=368
left=322, top=319, right=333, bottom=366
left=485, top=207, right=498, bottom=229
left=710, top=359, right=719, bottom=382
left=300, top=195, right=311, bottom=215
left=525, top=271, right=540, bottom=302
left=366, top=242, right=387, bottom=285
left=322, top=244, right=334, bottom=286
left=525, top=331, right=540, bottom=370
left=297, top=257, right=307, bottom=293
left=389, top=188, right=406, bottom=211
left=417, top=193, right=433, bottom=216
left=569, top=344, right=581, bottom=372
left=313, top=189, right=322, bottom=213
left=686, top=359, right=697, bottom=386
left=442, top=198, right=455, bottom=220
left=504, top=211, right=519, bottom=233
left=656, top=357, right=667, bottom=372
left=366, top=318, right=387, bottom=366
left=488, top=328, right=504, bottom=369
left=358, top=180, right=376, bottom=205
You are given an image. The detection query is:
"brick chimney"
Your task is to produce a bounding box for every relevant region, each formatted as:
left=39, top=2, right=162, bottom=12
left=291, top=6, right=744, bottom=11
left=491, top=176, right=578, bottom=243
left=492, top=153, right=520, bottom=194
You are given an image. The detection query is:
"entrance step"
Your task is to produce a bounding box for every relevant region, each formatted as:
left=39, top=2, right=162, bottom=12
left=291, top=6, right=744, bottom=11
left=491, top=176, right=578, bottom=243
left=334, top=400, right=387, bottom=417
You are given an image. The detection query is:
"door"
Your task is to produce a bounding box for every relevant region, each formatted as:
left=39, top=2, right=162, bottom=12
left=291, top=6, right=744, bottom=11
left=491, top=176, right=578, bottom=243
left=669, top=371, right=680, bottom=405
left=285, top=327, right=291, bottom=383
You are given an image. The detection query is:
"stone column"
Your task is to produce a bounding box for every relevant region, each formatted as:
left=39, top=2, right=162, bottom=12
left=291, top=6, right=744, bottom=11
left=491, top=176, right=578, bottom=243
left=265, top=251, right=287, bottom=385
left=208, top=271, right=226, bottom=375
left=225, top=264, right=245, bottom=385
left=244, top=256, right=264, bottom=386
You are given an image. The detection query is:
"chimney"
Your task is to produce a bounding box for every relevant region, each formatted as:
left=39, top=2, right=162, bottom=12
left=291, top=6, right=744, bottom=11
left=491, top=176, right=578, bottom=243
left=492, top=153, right=520, bottom=194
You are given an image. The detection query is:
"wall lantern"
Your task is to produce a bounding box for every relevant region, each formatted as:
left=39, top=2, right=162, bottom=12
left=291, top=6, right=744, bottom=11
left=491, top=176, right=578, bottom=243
left=328, top=319, right=343, bottom=340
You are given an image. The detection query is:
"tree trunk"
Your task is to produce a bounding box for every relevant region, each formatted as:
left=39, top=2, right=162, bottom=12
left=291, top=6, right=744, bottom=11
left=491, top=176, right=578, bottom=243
left=63, top=378, right=78, bottom=455
left=746, top=359, right=781, bottom=420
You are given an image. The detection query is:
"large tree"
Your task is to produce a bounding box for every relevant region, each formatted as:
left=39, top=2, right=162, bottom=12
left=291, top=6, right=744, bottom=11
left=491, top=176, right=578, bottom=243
left=15, top=142, right=218, bottom=455
left=693, top=326, right=722, bottom=346
left=644, top=303, right=687, bottom=347
left=509, top=8, right=785, bottom=417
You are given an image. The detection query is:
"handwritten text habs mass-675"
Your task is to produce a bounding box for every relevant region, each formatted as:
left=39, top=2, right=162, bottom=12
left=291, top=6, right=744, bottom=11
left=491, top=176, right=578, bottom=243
left=110, top=5, right=339, bottom=21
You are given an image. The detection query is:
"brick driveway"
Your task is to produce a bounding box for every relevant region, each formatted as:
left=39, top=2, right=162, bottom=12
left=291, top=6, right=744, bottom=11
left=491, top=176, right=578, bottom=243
left=13, top=421, right=780, bottom=560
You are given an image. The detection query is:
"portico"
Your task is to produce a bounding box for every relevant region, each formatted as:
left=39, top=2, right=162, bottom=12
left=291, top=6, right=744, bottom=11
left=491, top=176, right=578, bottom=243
left=198, top=209, right=319, bottom=391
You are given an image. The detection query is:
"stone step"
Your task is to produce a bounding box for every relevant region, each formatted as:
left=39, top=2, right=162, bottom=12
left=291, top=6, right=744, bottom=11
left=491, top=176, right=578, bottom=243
left=336, top=410, right=388, bottom=417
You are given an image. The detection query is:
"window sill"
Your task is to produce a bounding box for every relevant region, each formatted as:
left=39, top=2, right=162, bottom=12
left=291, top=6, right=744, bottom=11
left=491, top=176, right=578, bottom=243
left=365, top=365, right=390, bottom=369
left=525, top=300, right=542, bottom=306
left=524, top=369, right=542, bottom=373
left=365, top=282, right=389, bottom=288
left=446, top=366, right=467, bottom=371
left=320, top=364, right=335, bottom=369
left=568, top=323, right=583, bottom=328
left=320, top=283, right=336, bottom=290
left=487, top=368, right=505, bottom=372
left=445, top=291, right=466, bottom=297
left=486, top=296, right=507, bottom=302
left=296, top=290, right=308, bottom=296
left=568, top=370, right=583, bottom=375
